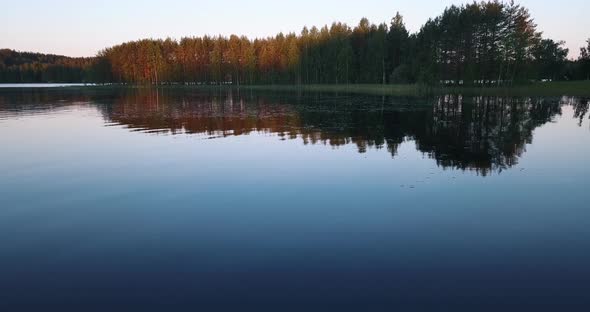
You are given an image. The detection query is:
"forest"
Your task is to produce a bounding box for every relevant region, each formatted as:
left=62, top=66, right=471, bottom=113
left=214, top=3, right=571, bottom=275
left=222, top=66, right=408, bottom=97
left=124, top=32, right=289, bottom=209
left=0, top=49, right=95, bottom=83
left=1, top=1, right=590, bottom=85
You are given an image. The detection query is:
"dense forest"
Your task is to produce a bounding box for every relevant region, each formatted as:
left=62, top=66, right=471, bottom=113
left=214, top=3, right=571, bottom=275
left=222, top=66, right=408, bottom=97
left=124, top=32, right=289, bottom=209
left=1, top=1, right=590, bottom=85
left=0, top=49, right=97, bottom=83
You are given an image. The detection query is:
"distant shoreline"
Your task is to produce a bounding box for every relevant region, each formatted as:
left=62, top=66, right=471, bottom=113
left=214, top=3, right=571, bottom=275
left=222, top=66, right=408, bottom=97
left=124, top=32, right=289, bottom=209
left=2, top=81, right=590, bottom=97
left=237, top=81, right=590, bottom=97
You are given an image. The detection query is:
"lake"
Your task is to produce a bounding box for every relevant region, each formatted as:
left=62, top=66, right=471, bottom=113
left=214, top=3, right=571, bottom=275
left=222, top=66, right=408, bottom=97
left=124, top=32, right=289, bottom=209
left=1, top=87, right=589, bottom=311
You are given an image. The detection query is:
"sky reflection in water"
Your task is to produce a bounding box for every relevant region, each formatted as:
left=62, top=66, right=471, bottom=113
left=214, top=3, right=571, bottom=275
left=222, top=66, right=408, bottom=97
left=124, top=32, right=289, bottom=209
left=0, top=88, right=589, bottom=311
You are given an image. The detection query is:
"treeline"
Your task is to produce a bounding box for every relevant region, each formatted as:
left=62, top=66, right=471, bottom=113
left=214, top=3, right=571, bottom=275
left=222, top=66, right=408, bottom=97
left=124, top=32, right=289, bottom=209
left=0, top=49, right=98, bottom=83
left=3, top=1, right=590, bottom=85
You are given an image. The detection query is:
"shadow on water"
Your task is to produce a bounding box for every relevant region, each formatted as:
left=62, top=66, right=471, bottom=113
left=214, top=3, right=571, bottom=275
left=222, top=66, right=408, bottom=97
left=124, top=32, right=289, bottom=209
left=1, top=88, right=588, bottom=176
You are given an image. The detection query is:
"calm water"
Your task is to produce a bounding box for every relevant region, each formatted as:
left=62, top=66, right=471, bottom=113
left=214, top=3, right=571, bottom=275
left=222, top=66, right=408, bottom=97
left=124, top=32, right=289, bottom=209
left=1, top=88, right=589, bottom=311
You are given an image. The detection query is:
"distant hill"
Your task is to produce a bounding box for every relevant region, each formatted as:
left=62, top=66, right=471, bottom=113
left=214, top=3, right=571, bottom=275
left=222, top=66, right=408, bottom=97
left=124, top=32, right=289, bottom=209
left=0, top=49, right=96, bottom=83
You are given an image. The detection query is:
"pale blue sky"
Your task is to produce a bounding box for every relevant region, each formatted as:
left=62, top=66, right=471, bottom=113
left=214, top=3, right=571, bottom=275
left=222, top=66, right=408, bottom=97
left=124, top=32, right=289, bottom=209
left=1, top=0, right=588, bottom=58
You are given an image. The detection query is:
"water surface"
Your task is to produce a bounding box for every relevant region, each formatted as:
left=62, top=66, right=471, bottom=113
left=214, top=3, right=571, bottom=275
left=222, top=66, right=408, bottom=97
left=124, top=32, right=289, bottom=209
left=1, top=88, right=589, bottom=311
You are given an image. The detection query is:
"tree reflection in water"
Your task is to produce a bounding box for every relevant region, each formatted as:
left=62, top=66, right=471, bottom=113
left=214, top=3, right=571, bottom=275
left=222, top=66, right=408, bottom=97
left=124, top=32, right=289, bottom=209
left=1, top=88, right=588, bottom=176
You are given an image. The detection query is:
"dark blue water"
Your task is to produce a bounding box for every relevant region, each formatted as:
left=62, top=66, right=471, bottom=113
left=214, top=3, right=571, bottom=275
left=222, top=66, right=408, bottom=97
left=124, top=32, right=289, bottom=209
left=1, top=88, right=589, bottom=311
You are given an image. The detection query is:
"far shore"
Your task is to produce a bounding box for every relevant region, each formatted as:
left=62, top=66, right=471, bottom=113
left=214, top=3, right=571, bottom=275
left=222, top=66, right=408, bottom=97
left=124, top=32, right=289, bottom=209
left=240, top=81, right=590, bottom=97
left=2, top=81, right=590, bottom=97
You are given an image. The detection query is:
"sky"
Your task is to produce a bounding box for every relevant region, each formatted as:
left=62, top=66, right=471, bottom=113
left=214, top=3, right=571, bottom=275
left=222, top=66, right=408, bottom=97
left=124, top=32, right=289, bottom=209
left=1, top=0, right=588, bottom=58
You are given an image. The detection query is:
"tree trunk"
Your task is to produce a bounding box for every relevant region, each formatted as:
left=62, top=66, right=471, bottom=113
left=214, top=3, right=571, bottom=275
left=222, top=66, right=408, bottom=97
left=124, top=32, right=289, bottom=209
left=382, top=58, right=386, bottom=84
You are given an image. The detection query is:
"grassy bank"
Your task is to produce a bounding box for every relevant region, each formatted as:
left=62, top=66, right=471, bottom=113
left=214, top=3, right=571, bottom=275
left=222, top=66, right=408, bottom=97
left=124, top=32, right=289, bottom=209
left=440, top=80, right=590, bottom=97
left=241, top=81, right=590, bottom=97
left=242, top=84, right=421, bottom=96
